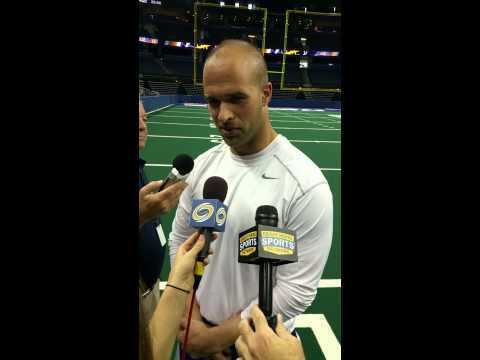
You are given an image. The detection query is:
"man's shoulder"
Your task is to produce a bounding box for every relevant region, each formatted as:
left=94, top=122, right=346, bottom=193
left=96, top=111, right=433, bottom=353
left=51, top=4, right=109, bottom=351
left=193, top=142, right=228, bottom=167
left=195, top=142, right=226, bottom=160
left=274, top=136, right=329, bottom=193
left=185, top=143, right=228, bottom=188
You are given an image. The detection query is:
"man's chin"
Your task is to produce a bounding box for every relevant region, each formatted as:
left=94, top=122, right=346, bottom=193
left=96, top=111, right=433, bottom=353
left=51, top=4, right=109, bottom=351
left=222, top=136, right=238, bottom=146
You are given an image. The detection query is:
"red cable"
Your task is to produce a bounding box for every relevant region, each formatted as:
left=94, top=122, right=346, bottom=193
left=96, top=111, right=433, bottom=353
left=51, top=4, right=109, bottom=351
left=181, top=288, right=197, bottom=360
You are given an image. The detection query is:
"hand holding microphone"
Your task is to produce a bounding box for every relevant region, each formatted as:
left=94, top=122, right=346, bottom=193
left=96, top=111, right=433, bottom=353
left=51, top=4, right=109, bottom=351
left=169, top=231, right=217, bottom=291
left=147, top=231, right=217, bottom=360
left=178, top=176, right=228, bottom=359
left=139, top=154, right=194, bottom=227
left=189, top=176, right=229, bottom=290
left=235, top=305, right=305, bottom=360
left=139, top=180, right=187, bottom=227
left=238, top=205, right=298, bottom=331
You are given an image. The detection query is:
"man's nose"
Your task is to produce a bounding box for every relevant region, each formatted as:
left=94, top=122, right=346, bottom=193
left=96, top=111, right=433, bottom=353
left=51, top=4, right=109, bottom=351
left=217, top=102, right=234, bottom=124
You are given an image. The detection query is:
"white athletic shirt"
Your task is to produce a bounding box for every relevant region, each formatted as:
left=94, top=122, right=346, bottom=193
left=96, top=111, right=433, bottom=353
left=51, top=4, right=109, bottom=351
left=169, top=134, right=333, bottom=332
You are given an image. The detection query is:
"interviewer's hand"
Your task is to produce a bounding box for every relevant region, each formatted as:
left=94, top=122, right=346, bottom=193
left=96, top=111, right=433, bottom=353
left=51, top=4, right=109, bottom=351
left=235, top=305, right=305, bottom=360
left=168, top=231, right=216, bottom=291
left=139, top=180, right=187, bottom=226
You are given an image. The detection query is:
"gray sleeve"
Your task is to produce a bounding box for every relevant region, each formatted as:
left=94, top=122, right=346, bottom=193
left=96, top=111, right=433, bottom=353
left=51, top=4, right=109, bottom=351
left=168, top=181, right=196, bottom=265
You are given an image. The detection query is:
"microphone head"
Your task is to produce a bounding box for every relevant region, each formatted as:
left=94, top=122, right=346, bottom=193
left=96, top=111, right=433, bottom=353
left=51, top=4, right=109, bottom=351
left=172, top=154, right=194, bottom=175
left=239, top=205, right=297, bottom=265
left=203, top=176, right=228, bottom=202
left=255, top=205, right=278, bottom=227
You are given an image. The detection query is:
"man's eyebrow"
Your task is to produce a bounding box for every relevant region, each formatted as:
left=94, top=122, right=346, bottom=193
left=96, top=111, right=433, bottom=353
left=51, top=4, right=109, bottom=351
left=226, top=92, right=248, bottom=98
left=205, top=92, right=248, bottom=101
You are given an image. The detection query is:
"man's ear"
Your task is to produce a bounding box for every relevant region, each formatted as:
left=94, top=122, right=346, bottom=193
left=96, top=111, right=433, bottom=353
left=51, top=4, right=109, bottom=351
left=262, top=82, right=272, bottom=107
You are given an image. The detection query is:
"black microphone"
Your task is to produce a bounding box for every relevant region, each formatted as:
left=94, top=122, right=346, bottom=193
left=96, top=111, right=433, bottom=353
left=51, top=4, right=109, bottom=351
left=256, top=206, right=279, bottom=330
left=158, top=154, right=194, bottom=192
left=190, top=176, right=228, bottom=289
left=238, top=205, right=298, bottom=331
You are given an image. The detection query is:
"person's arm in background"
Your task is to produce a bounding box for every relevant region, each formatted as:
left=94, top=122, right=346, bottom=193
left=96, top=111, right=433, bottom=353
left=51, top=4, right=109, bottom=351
left=139, top=180, right=187, bottom=227
left=235, top=305, right=305, bottom=360
left=148, top=231, right=216, bottom=360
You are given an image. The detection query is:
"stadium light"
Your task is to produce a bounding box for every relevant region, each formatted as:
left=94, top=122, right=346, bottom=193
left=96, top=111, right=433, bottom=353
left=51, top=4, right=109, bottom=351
left=248, top=34, right=256, bottom=38
left=235, top=2, right=240, bottom=8
left=220, top=1, right=225, bottom=6
left=300, top=37, right=307, bottom=41
left=248, top=3, right=252, bottom=9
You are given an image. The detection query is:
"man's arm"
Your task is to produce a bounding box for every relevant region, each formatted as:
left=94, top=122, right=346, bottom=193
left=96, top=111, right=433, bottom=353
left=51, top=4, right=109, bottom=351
left=178, top=303, right=241, bottom=356
left=241, top=183, right=333, bottom=322
left=207, top=314, right=242, bottom=351
left=178, top=293, right=234, bottom=353
left=169, top=181, right=195, bottom=260
left=178, top=292, right=240, bottom=356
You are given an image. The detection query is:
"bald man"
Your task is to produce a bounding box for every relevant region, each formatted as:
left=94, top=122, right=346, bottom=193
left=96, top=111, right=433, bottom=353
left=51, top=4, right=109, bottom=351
left=169, top=40, right=333, bottom=359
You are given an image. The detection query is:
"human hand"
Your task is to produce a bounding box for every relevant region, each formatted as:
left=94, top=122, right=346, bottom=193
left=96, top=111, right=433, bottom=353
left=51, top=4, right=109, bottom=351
left=169, top=231, right=216, bottom=291
left=139, top=180, right=187, bottom=226
left=235, top=305, right=305, bottom=360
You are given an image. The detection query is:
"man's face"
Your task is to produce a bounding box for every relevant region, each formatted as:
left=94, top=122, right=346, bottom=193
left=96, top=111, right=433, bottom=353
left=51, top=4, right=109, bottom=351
left=139, top=102, right=148, bottom=150
left=203, top=56, right=271, bottom=155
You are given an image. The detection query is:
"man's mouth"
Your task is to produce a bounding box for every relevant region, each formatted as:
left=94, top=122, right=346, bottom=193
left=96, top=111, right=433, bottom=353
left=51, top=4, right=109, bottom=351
left=220, top=128, right=239, bottom=137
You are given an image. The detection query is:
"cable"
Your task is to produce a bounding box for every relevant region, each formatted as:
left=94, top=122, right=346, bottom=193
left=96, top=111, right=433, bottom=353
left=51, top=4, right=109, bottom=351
left=181, top=288, right=197, bottom=360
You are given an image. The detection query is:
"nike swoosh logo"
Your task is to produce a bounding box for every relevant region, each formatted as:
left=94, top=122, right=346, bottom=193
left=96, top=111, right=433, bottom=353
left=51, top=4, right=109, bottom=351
left=262, top=174, right=279, bottom=180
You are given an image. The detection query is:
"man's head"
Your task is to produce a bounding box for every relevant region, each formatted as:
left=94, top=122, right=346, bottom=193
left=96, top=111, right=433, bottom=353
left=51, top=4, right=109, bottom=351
left=139, top=101, right=148, bottom=150
left=203, top=40, right=276, bottom=155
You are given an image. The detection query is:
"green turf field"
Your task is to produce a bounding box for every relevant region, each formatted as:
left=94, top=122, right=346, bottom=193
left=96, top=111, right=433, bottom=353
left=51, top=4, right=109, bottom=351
left=140, top=104, right=341, bottom=359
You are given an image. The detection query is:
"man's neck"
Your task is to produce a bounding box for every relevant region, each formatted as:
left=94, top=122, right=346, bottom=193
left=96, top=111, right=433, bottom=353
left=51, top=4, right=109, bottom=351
left=232, top=127, right=278, bottom=156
